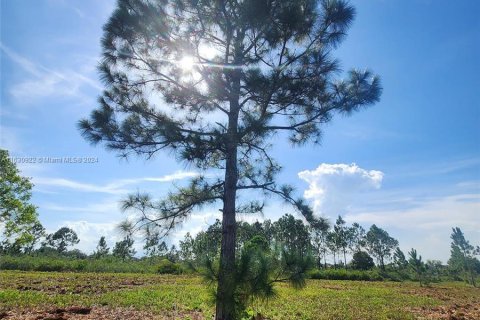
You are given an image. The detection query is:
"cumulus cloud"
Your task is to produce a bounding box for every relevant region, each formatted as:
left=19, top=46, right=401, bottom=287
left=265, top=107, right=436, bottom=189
left=298, top=163, right=383, bottom=216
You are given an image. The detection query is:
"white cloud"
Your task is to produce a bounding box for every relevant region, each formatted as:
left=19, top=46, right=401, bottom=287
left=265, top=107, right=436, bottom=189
left=54, top=220, right=119, bottom=254
left=33, top=170, right=200, bottom=194
left=345, top=193, right=480, bottom=262
left=347, top=193, right=480, bottom=230
left=42, top=199, right=120, bottom=215
left=0, top=43, right=101, bottom=104
left=298, top=163, right=383, bottom=216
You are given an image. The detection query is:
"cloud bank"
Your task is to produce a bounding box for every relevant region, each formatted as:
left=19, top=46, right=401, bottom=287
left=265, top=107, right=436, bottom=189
left=298, top=163, right=383, bottom=217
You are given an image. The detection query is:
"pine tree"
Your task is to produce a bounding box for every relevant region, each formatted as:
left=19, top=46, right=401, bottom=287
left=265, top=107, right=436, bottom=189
left=365, top=224, right=398, bottom=270
left=79, top=1, right=381, bottom=318
left=45, top=227, right=80, bottom=254
left=393, top=247, right=408, bottom=274
left=333, top=216, right=349, bottom=269
left=448, top=227, right=478, bottom=287
left=112, top=236, right=136, bottom=260
left=408, top=248, right=426, bottom=286
left=94, top=236, right=110, bottom=258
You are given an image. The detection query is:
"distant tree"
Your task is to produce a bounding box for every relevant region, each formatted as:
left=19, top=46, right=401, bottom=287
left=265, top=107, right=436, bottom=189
left=326, top=230, right=339, bottom=268
left=143, top=226, right=168, bottom=257
left=24, top=221, right=46, bottom=254
left=408, top=248, right=427, bottom=286
left=365, top=224, right=398, bottom=270
left=112, top=236, right=136, bottom=260
left=236, top=220, right=269, bottom=253
left=80, top=0, right=381, bottom=317
left=179, top=232, right=195, bottom=262
left=351, top=251, right=374, bottom=270
left=94, top=236, right=110, bottom=258
left=448, top=227, right=478, bottom=287
left=348, top=222, right=366, bottom=253
left=193, top=220, right=222, bottom=262
left=273, top=214, right=311, bottom=257
left=0, top=149, right=42, bottom=251
left=393, top=247, right=408, bottom=271
left=166, top=245, right=179, bottom=262
left=44, top=227, right=80, bottom=253
left=333, top=216, right=350, bottom=269
left=64, top=248, right=88, bottom=259
left=425, top=260, right=443, bottom=283
left=311, top=221, right=330, bottom=268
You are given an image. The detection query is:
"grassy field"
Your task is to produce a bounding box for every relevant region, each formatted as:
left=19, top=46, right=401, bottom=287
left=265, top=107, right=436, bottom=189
left=0, top=271, right=479, bottom=319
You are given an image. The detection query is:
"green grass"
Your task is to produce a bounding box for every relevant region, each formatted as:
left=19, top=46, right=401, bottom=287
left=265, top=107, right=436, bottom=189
left=0, top=271, right=479, bottom=319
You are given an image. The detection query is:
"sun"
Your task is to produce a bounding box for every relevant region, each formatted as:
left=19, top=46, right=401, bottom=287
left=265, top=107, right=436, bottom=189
left=179, top=56, right=195, bottom=71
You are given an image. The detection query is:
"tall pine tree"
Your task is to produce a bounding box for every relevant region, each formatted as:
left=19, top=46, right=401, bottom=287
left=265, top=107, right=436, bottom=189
left=79, top=1, right=381, bottom=318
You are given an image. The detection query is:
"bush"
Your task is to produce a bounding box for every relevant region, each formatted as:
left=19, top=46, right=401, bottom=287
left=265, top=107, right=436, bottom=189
left=157, top=259, right=182, bottom=274
left=351, top=251, right=375, bottom=270
left=0, top=255, right=160, bottom=273
left=308, top=268, right=384, bottom=281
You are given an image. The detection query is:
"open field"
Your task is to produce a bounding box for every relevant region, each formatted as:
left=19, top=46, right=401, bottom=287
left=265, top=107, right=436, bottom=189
left=0, top=271, right=479, bottom=319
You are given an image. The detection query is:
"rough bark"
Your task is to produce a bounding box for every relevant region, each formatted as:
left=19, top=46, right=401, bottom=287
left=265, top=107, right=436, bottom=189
left=215, top=38, right=242, bottom=320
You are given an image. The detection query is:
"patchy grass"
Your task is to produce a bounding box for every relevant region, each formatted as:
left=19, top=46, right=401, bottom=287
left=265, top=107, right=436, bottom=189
left=0, top=271, right=479, bottom=319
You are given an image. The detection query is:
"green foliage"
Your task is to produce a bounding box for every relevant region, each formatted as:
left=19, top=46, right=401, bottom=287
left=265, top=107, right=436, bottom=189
left=365, top=224, right=399, bottom=270
left=408, top=248, right=429, bottom=286
left=0, top=255, right=173, bottom=273
left=200, top=237, right=314, bottom=319
left=351, top=251, right=375, bottom=270
left=348, top=223, right=366, bottom=253
left=143, top=226, right=168, bottom=257
left=0, top=149, right=42, bottom=252
left=308, top=268, right=383, bottom=281
left=310, top=221, right=330, bottom=269
left=272, top=214, right=311, bottom=257
left=156, top=259, right=182, bottom=274
left=179, top=232, right=195, bottom=262
left=43, top=227, right=80, bottom=253
left=93, top=236, right=110, bottom=258
left=448, top=227, right=479, bottom=287
left=112, top=236, right=136, bottom=260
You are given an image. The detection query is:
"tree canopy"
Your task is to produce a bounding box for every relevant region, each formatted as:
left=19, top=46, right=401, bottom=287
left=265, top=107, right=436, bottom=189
left=0, top=149, right=43, bottom=253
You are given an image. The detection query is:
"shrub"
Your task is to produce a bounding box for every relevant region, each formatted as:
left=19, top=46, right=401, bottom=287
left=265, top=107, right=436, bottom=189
left=351, top=251, right=375, bottom=270
left=157, top=259, right=182, bottom=274
left=308, top=268, right=384, bottom=281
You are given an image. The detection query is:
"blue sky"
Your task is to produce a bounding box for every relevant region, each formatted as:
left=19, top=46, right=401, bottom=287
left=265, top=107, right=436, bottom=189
left=1, top=0, right=479, bottom=262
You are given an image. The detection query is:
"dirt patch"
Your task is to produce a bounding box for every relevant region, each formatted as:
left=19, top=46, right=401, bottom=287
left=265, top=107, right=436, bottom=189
left=411, top=303, right=480, bottom=320
left=0, top=306, right=205, bottom=320
left=13, top=276, right=150, bottom=295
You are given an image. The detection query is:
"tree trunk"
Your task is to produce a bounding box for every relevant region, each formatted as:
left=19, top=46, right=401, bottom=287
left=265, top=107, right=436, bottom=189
left=343, top=249, right=347, bottom=270
left=215, top=169, right=237, bottom=320
left=215, top=120, right=239, bottom=319
left=215, top=38, right=242, bottom=320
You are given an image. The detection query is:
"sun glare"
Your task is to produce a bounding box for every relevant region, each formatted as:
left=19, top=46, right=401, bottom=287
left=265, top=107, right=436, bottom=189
left=179, top=56, right=195, bottom=71
left=198, top=44, right=218, bottom=60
